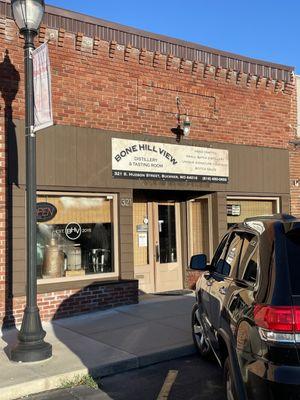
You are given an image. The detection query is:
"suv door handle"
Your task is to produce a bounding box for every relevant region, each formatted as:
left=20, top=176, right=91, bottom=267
left=219, top=286, right=227, bottom=295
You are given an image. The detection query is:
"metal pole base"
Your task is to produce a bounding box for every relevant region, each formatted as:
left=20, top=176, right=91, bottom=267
left=10, top=307, right=52, bottom=363
left=10, top=340, right=52, bottom=363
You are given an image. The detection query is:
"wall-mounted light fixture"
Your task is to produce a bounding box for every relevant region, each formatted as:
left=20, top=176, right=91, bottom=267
left=293, top=179, right=300, bottom=187
left=171, top=96, right=191, bottom=142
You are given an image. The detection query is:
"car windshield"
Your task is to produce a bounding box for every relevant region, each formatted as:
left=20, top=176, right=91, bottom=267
left=285, top=228, right=300, bottom=295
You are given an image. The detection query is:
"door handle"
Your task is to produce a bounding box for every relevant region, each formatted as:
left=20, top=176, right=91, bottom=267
left=155, top=244, right=160, bottom=262
left=219, top=286, right=227, bottom=295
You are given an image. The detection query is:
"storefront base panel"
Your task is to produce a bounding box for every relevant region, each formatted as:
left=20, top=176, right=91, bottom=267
left=185, top=269, right=202, bottom=290
left=0, top=280, right=138, bottom=328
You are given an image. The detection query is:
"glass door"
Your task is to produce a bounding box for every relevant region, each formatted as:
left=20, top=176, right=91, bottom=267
left=154, top=203, right=182, bottom=293
left=133, top=202, right=154, bottom=293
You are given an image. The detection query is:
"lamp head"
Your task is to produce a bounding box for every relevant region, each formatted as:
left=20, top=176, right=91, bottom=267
left=11, top=0, right=45, bottom=33
left=183, top=115, right=191, bottom=137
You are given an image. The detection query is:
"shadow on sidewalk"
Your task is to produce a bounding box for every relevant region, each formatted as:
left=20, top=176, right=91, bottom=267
left=0, top=50, right=20, bottom=356
left=49, top=290, right=197, bottom=399
left=50, top=281, right=139, bottom=385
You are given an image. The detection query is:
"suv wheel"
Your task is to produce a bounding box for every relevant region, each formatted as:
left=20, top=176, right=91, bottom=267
left=191, top=303, right=211, bottom=357
left=224, top=357, right=238, bottom=400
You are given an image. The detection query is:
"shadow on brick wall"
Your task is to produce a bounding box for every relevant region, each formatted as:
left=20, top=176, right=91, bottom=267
left=0, top=50, right=20, bottom=335
left=52, top=281, right=139, bottom=321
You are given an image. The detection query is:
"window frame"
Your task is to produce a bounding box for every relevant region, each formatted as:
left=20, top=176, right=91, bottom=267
left=212, top=231, right=245, bottom=278
left=37, top=191, right=119, bottom=285
left=235, top=231, right=260, bottom=287
left=223, top=231, right=245, bottom=278
left=210, top=233, right=230, bottom=274
left=187, top=195, right=214, bottom=263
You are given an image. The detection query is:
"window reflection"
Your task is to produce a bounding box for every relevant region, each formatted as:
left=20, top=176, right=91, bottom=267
left=37, top=196, right=114, bottom=279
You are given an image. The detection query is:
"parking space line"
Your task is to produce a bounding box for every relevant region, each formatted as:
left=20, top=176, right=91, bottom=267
left=157, top=370, right=178, bottom=400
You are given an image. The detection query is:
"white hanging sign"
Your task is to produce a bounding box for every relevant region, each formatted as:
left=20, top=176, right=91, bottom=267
left=32, top=43, right=53, bottom=132
left=112, top=138, right=229, bottom=183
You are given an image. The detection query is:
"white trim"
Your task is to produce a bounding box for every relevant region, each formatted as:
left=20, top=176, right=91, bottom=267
left=37, top=191, right=119, bottom=285
left=38, top=272, right=118, bottom=285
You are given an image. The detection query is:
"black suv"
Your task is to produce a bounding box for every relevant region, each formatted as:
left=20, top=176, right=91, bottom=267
left=190, top=214, right=300, bottom=400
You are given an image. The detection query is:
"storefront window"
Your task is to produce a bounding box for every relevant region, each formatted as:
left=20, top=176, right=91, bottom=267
left=37, top=195, right=116, bottom=280
left=227, top=198, right=279, bottom=228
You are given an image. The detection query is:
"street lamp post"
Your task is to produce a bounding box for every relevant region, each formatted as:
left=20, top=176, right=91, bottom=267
left=10, top=0, right=52, bottom=363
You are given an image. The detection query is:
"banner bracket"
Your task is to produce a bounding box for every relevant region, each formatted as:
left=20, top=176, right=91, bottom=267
left=25, top=125, right=36, bottom=138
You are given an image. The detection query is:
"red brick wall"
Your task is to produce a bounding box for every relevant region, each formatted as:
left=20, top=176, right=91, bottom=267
left=289, top=86, right=300, bottom=216
left=0, top=17, right=297, bottom=324
left=0, top=107, right=5, bottom=301
left=1, top=281, right=138, bottom=327
left=185, top=270, right=203, bottom=290
left=0, top=20, right=295, bottom=148
left=0, top=18, right=7, bottom=327
left=290, top=149, right=300, bottom=216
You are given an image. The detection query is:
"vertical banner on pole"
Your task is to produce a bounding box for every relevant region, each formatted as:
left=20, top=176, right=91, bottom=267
left=32, top=42, right=53, bottom=132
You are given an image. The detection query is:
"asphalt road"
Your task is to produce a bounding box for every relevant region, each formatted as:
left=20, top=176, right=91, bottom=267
left=19, top=355, right=225, bottom=400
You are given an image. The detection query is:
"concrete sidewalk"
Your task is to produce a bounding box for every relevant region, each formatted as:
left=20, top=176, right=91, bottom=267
left=0, top=294, right=196, bottom=400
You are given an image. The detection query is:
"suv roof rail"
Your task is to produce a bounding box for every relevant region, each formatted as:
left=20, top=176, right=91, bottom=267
left=244, top=214, right=297, bottom=223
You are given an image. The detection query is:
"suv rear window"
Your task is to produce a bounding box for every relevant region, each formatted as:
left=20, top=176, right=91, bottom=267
left=285, top=229, right=300, bottom=295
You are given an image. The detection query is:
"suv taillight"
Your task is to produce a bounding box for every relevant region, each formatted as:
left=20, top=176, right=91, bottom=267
left=295, top=307, right=300, bottom=332
left=254, top=305, right=300, bottom=343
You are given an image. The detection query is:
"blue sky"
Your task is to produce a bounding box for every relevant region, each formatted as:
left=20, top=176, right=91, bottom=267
left=48, top=0, right=299, bottom=72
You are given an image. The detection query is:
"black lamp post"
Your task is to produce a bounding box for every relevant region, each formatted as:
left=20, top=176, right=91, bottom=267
left=10, top=0, right=52, bottom=363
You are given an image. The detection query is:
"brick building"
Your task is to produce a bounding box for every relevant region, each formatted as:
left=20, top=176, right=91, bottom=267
left=0, top=1, right=299, bottom=326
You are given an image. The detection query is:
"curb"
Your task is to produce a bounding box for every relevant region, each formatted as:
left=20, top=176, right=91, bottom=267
left=137, top=344, right=196, bottom=368
left=1, top=343, right=196, bottom=400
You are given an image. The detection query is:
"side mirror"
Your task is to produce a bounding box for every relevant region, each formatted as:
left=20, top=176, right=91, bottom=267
left=189, top=254, right=208, bottom=271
